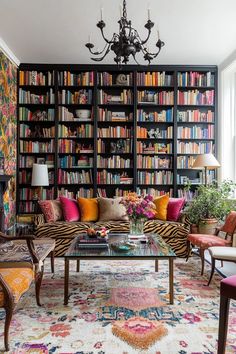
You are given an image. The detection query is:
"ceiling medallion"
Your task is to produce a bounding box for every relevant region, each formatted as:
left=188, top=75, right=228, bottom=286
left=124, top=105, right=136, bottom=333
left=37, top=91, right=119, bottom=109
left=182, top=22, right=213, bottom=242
left=85, top=0, right=164, bottom=65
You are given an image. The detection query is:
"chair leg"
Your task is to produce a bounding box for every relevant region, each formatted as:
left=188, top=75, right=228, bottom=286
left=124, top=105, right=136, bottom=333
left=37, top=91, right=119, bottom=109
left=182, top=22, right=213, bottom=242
left=186, top=240, right=191, bottom=262
left=218, top=295, right=230, bottom=354
left=221, top=260, right=224, bottom=268
left=199, top=248, right=205, bottom=275
left=4, top=304, right=14, bottom=352
left=35, top=265, right=44, bottom=306
left=50, top=249, right=55, bottom=273
left=208, top=257, right=215, bottom=286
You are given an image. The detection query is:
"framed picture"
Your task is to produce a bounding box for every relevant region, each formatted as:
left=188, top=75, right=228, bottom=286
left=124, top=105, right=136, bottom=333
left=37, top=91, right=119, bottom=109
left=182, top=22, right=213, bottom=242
left=0, top=157, right=4, bottom=174
left=36, top=157, right=45, bottom=164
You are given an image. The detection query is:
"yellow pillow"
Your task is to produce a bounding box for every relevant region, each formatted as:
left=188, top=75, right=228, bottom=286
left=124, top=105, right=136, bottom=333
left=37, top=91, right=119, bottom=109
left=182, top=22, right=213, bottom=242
left=153, top=195, right=169, bottom=221
left=77, top=198, right=98, bottom=222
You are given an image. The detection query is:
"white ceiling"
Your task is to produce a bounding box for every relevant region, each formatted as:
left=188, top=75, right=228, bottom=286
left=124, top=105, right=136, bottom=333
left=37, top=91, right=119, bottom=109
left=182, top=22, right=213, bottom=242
left=0, top=0, right=236, bottom=65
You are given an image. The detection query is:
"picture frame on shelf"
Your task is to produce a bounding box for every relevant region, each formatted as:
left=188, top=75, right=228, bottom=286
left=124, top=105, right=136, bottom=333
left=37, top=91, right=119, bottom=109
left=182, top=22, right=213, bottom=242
left=36, top=157, right=45, bottom=164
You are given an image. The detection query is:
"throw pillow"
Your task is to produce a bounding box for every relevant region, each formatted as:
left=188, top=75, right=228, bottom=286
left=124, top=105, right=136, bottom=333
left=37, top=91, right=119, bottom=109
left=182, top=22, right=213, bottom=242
left=38, top=200, right=63, bottom=223
left=167, top=198, right=185, bottom=221
left=98, top=197, right=128, bottom=221
left=153, top=194, right=170, bottom=221
left=77, top=198, right=98, bottom=222
left=60, top=196, right=80, bottom=222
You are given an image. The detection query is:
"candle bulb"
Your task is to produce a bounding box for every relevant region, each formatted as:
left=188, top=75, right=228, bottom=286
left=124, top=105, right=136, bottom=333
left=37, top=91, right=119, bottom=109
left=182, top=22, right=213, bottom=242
left=148, top=8, right=150, bottom=21
left=157, top=30, right=160, bottom=40
left=89, top=34, right=92, bottom=43
left=120, top=4, right=122, bottom=17
left=101, top=7, right=103, bottom=21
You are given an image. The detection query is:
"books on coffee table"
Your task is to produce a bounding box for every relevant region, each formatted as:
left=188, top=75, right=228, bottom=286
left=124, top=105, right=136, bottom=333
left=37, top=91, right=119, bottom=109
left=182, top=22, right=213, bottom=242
left=77, top=237, right=108, bottom=249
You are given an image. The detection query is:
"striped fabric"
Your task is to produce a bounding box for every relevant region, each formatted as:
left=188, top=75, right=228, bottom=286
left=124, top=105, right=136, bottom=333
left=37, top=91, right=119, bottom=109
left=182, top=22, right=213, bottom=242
left=34, top=218, right=190, bottom=258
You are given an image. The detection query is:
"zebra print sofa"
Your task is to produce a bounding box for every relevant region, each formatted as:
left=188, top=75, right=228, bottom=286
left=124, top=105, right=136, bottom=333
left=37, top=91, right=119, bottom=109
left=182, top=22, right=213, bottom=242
left=34, top=214, right=190, bottom=258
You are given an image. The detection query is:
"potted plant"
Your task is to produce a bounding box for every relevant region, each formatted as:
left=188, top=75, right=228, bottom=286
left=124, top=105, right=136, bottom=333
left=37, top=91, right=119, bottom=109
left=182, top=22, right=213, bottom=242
left=185, top=180, right=236, bottom=234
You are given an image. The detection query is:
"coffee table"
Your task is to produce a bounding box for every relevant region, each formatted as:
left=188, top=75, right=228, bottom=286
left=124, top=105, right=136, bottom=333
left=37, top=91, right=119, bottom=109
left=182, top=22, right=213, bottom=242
left=64, top=233, right=176, bottom=305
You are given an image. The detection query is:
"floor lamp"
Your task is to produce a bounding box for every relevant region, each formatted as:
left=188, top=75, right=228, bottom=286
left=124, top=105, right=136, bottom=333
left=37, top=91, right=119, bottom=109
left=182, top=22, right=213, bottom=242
left=31, top=164, right=49, bottom=212
left=192, top=153, right=220, bottom=186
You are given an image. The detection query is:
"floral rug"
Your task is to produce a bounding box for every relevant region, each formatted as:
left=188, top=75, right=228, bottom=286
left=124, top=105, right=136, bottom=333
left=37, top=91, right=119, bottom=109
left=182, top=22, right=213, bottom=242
left=0, top=256, right=235, bottom=354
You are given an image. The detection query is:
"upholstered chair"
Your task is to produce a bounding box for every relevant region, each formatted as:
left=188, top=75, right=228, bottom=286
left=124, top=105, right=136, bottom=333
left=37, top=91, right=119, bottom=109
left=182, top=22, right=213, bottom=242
left=207, top=247, right=236, bottom=285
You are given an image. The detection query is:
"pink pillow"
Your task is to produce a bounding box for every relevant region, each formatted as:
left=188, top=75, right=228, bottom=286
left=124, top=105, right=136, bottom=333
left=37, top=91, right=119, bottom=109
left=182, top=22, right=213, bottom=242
left=38, top=200, right=63, bottom=223
left=167, top=198, right=185, bottom=221
left=59, top=196, right=80, bottom=222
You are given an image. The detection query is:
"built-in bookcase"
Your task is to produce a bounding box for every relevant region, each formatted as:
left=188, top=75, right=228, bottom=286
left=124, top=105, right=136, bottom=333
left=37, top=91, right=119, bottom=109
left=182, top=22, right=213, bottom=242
left=17, top=65, right=217, bottom=213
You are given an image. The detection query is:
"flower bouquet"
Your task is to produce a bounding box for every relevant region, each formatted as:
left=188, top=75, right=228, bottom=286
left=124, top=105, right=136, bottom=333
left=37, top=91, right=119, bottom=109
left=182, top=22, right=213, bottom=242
left=120, top=193, right=155, bottom=236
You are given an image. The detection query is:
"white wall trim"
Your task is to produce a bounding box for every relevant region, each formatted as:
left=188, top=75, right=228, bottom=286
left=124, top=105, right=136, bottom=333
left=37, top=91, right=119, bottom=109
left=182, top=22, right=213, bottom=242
left=0, top=38, right=20, bottom=66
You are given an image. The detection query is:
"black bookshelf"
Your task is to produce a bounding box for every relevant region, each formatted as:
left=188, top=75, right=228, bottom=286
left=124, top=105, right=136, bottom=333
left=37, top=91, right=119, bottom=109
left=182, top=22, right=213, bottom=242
left=17, top=64, right=218, bottom=213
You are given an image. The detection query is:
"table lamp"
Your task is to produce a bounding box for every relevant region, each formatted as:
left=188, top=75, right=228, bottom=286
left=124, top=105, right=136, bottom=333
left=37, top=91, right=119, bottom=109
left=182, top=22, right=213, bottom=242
left=31, top=164, right=49, bottom=211
left=192, top=153, right=220, bottom=186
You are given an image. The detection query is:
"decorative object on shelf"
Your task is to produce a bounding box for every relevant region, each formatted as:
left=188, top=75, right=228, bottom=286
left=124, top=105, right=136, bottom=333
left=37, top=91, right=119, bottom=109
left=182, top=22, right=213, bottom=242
left=85, top=0, right=164, bottom=65
left=192, top=153, right=220, bottom=186
left=116, top=74, right=128, bottom=85
left=31, top=164, right=49, bottom=212
left=75, top=109, right=91, bottom=119
left=110, top=240, right=136, bottom=252
left=120, top=193, right=155, bottom=236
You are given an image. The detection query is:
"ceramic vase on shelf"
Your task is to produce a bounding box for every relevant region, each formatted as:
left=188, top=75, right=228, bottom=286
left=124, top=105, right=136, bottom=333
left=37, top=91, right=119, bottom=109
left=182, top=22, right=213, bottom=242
left=129, top=218, right=145, bottom=236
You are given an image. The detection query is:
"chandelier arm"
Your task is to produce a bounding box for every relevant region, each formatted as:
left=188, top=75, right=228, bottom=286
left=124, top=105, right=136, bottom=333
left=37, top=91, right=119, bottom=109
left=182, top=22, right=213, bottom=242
left=99, top=27, right=114, bottom=44
left=87, top=42, right=108, bottom=55
left=90, top=44, right=111, bottom=61
left=140, top=28, right=152, bottom=45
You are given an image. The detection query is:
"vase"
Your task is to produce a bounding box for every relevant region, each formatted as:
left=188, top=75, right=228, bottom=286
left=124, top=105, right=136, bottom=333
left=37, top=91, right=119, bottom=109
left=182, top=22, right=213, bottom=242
left=129, top=218, right=145, bottom=235
left=198, top=218, right=218, bottom=235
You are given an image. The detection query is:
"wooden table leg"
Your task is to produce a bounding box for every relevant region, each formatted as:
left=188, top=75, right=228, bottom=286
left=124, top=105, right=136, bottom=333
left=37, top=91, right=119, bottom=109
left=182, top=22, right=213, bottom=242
left=155, top=259, right=159, bottom=272
left=76, top=259, right=80, bottom=272
left=64, top=258, right=70, bottom=305
left=169, top=258, right=174, bottom=305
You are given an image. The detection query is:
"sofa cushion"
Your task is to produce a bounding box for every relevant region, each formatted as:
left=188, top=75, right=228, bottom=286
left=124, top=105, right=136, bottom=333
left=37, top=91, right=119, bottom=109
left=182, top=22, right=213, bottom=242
left=77, top=198, right=99, bottom=222
left=38, top=200, right=63, bottom=223
left=60, top=196, right=80, bottom=222
left=98, top=197, right=128, bottom=221
left=167, top=198, right=185, bottom=221
left=153, top=195, right=169, bottom=221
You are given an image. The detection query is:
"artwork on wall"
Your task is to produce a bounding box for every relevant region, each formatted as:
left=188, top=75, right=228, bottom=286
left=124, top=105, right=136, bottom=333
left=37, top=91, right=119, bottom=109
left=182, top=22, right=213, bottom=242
left=0, top=50, right=17, bottom=229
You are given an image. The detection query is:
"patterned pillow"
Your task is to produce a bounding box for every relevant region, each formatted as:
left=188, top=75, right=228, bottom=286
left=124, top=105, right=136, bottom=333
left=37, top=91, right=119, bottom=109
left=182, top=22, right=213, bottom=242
left=38, top=200, right=63, bottom=223
left=98, top=197, right=128, bottom=221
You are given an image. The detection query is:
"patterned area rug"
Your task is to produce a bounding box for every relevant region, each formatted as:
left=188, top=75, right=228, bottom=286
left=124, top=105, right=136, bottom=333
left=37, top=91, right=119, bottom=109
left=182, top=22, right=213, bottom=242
left=0, top=256, right=235, bottom=354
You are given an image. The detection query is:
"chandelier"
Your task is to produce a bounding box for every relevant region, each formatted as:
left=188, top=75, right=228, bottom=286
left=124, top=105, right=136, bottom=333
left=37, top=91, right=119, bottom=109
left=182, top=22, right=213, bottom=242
left=85, top=0, right=165, bottom=65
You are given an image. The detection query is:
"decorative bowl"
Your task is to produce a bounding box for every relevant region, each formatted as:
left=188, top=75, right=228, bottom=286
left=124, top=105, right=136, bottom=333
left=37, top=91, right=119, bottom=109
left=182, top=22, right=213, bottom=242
left=75, top=109, right=91, bottom=119
left=110, top=241, right=136, bottom=252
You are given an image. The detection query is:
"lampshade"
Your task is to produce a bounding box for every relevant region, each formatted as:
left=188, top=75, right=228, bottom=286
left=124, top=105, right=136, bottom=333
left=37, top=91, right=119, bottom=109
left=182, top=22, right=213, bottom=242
left=31, top=164, right=49, bottom=186
left=192, top=153, right=221, bottom=169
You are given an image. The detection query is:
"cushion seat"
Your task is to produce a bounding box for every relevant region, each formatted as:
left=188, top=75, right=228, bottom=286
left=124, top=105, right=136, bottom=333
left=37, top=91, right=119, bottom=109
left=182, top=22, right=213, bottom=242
left=208, top=246, right=236, bottom=261
left=188, top=234, right=231, bottom=249
left=0, top=267, right=34, bottom=305
left=221, top=275, right=236, bottom=300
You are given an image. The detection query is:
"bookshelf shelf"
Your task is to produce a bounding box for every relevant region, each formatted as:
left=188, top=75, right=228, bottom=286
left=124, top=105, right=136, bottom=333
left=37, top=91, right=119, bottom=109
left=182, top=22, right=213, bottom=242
left=17, top=64, right=217, bottom=212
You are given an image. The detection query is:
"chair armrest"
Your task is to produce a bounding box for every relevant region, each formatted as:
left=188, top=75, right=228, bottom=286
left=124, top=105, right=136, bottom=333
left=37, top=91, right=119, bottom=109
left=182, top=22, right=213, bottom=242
left=0, top=274, right=14, bottom=305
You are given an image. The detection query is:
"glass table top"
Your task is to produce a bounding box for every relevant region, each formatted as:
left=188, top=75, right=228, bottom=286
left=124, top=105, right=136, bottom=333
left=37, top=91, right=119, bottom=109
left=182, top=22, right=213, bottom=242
left=65, top=233, right=176, bottom=258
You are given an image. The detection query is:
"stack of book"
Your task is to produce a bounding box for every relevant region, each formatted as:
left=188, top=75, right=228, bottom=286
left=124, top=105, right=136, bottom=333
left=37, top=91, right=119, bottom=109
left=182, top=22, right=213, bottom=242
left=77, top=237, right=108, bottom=249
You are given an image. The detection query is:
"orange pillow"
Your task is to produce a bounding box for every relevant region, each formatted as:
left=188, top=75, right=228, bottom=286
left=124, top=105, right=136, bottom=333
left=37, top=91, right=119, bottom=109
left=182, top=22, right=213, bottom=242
left=153, top=195, right=169, bottom=221
left=77, top=198, right=98, bottom=222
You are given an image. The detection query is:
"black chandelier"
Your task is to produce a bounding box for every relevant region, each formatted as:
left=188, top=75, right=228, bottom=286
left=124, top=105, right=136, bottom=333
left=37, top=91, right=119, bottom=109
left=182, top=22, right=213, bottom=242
left=85, top=0, right=165, bottom=65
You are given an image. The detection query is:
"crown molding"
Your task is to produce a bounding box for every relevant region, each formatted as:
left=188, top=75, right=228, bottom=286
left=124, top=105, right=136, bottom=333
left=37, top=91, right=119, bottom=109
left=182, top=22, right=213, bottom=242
left=0, top=38, right=20, bottom=66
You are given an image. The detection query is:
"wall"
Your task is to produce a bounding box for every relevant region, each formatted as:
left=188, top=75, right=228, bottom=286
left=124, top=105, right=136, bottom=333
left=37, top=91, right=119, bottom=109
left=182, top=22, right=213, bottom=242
left=0, top=49, right=17, bottom=229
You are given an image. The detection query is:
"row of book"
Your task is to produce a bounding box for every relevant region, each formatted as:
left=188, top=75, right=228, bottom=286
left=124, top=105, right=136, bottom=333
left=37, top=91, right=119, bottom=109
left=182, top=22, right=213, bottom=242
left=59, top=124, right=93, bottom=138
left=137, top=126, right=173, bottom=139
left=58, top=71, right=94, bottom=86
left=59, top=156, right=93, bottom=168
left=137, top=71, right=173, bottom=87
left=97, top=139, right=132, bottom=154
left=98, top=90, right=132, bottom=104
left=97, top=171, right=133, bottom=185
left=19, top=89, right=55, bottom=104
left=20, top=125, right=55, bottom=138
left=177, top=189, right=197, bottom=201
left=177, top=171, right=215, bottom=185
left=19, top=187, right=54, bottom=200
left=58, top=140, right=94, bottom=154
left=136, top=142, right=172, bottom=154
left=138, top=90, right=174, bottom=105
left=177, top=141, right=214, bottom=154
left=59, top=106, right=92, bottom=121
left=97, top=156, right=132, bottom=168
left=98, top=72, right=133, bottom=86
left=97, top=188, right=132, bottom=197
left=19, top=71, right=54, bottom=86
left=20, top=140, right=54, bottom=153
left=19, top=171, right=53, bottom=184
left=58, top=169, right=93, bottom=184
left=19, top=201, right=34, bottom=213
left=177, top=90, right=214, bottom=105
left=98, top=127, right=132, bottom=138
left=58, top=89, right=93, bottom=105
left=58, top=188, right=94, bottom=199
left=98, top=109, right=133, bottom=122
left=177, top=71, right=214, bottom=87
left=137, top=156, right=172, bottom=169
left=177, top=156, right=196, bottom=169
left=137, top=108, right=173, bottom=122
left=19, top=108, right=55, bottom=121
left=177, top=125, right=214, bottom=139
left=177, top=109, right=214, bottom=123
left=136, top=188, right=174, bottom=197
left=137, top=171, right=173, bottom=185
left=19, top=156, right=54, bottom=168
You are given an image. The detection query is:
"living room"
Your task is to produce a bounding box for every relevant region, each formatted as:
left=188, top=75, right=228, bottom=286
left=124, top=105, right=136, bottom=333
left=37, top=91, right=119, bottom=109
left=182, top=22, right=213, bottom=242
left=0, top=0, right=236, bottom=353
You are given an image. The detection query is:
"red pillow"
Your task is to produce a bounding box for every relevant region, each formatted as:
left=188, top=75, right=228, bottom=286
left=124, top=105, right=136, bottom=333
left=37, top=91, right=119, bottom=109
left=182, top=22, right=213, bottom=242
left=59, top=196, right=80, bottom=222
left=167, top=198, right=185, bottom=221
